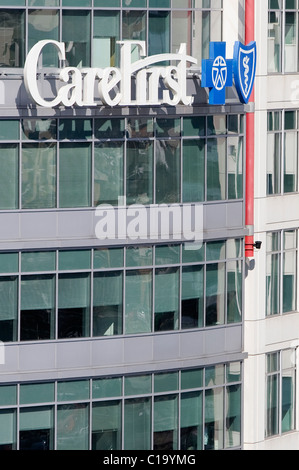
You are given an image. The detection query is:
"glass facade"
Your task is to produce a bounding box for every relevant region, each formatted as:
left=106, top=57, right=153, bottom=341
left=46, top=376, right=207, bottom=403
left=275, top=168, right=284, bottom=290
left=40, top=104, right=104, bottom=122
left=0, top=362, right=242, bottom=450
left=0, top=115, right=244, bottom=211
left=0, top=239, right=243, bottom=343
left=0, top=0, right=223, bottom=69
left=0, top=0, right=248, bottom=453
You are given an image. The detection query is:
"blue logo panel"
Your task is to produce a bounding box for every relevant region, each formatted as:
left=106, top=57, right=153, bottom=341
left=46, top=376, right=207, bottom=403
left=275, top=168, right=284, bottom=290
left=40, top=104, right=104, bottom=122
left=202, top=42, right=233, bottom=105
left=233, top=41, right=257, bottom=104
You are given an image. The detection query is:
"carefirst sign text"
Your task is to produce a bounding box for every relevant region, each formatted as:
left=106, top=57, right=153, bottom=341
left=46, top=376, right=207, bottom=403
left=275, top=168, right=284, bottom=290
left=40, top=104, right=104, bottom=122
left=23, top=39, right=256, bottom=109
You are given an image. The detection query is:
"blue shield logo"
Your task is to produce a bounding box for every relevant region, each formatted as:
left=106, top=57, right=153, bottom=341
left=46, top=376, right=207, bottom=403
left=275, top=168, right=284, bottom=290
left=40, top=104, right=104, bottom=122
left=233, top=41, right=257, bottom=104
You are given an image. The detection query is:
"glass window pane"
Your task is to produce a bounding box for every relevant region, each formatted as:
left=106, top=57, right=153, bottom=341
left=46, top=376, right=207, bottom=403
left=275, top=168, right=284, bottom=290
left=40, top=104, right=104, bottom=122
left=59, top=143, right=91, bottom=208
left=125, top=269, right=152, bottom=334
left=226, top=362, right=241, bottom=383
left=0, top=276, right=18, bottom=342
left=156, top=118, right=180, bottom=138
left=126, top=246, right=152, bottom=268
left=284, top=131, right=297, bottom=193
left=29, top=0, right=59, bottom=5
left=283, top=251, right=296, bottom=312
left=22, top=143, right=56, bottom=209
left=62, top=11, right=90, bottom=67
left=122, top=11, right=146, bottom=60
left=125, top=375, right=152, bottom=396
left=95, top=142, right=124, bottom=207
left=155, top=267, right=179, bottom=331
left=59, top=250, right=91, bottom=271
left=57, top=404, right=89, bottom=450
left=0, top=410, right=16, bottom=450
left=227, top=261, right=242, bottom=324
left=226, top=384, right=241, bottom=448
left=124, top=398, right=151, bottom=450
left=20, top=275, right=55, bottom=341
left=207, top=138, right=226, bottom=201
left=181, top=368, right=203, bottom=390
left=57, top=380, right=89, bottom=402
left=58, top=273, right=90, bottom=338
left=95, top=0, right=120, bottom=6
left=268, top=11, right=281, bottom=73
left=0, top=120, right=19, bottom=140
left=20, top=383, right=54, bottom=405
left=0, top=385, right=17, bottom=407
left=182, top=266, right=204, bottom=329
left=266, top=253, right=280, bottom=316
left=154, top=395, right=178, bottom=450
left=204, top=388, right=224, bottom=450
left=20, top=406, right=54, bottom=450
left=285, top=12, right=297, bottom=72
left=156, top=140, right=180, bottom=204
left=182, top=242, right=204, bottom=263
left=0, top=253, right=18, bottom=274
left=0, top=10, right=24, bottom=67
left=94, top=248, right=124, bottom=269
left=282, top=364, right=295, bottom=433
left=266, top=374, right=279, bottom=436
left=149, top=11, right=170, bottom=56
left=127, top=141, right=153, bottom=205
left=0, top=144, right=18, bottom=209
left=227, top=137, right=243, bottom=199
left=172, top=11, right=192, bottom=55
left=62, top=0, right=91, bottom=5
left=154, top=372, right=178, bottom=393
left=183, top=140, right=205, bottom=203
left=183, top=116, right=206, bottom=137
left=93, top=377, right=122, bottom=399
left=181, top=392, right=203, bottom=450
left=206, top=240, right=225, bottom=261
left=155, top=245, right=180, bottom=265
left=206, top=263, right=225, bottom=326
left=22, top=119, right=57, bottom=141
left=28, top=10, right=59, bottom=67
left=59, top=119, right=92, bottom=141
left=93, top=11, right=120, bottom=67
left=21, top=251, right=56, bottom=273
left=92, top=401, right=122, bottom=450
left=93, top=271, right=123, bottom=336
left=95, top=119, right=124, bottom=140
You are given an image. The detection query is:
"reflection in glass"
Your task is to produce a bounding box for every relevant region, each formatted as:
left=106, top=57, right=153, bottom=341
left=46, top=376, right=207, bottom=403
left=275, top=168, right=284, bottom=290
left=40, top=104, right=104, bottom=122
left=62, top=11, right=90, bottom=67
left=226, top=385, right=241, bottom=448
left=0, top=410, right=16, bottom=450
left=20, top=275, right=55, bottom=341
left=149, top=11, right=170, bottom=56
left=124, top=398, right=151, bottom=450
left=93, top=271, right=123, bottom=336
left=0, top=10, right=24, bottom=67
left=127, top=141, right=153, bottom=205
left=204, top=388, right=224, bottom=450
left=28, top=10, right=59, bottom=67
left=227, top=261, right=242, bottom=324
left=57, top=404, right=89, bottom=450
left=93, top=11, right=120, bottom=67
left=267, top=133, right=281, bottom=195
left=183, top=140, right=205, bottom=203
left=94, top=142, right=124, bottom=206
left=22, top=143, right=56, bottom=209
left=206, top=263, right=225, bottom=326
left=227, top=137, right=243, bottom=199
left=125, top=270, right=152, bottom=334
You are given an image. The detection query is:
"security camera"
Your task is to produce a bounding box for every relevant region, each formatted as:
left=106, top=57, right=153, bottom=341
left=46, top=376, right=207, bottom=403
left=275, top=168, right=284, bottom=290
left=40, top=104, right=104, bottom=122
left=254, top=241, right=262, bottom=250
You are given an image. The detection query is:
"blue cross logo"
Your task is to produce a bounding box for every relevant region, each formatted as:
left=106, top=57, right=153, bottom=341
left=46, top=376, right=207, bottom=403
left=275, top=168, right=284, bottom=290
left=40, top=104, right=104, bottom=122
left=202, top=42, right=233, bottom=105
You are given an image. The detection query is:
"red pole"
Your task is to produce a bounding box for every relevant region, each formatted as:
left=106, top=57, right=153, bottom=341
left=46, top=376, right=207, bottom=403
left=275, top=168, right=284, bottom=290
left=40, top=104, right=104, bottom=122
left=245, top=0, right=255, bottom=258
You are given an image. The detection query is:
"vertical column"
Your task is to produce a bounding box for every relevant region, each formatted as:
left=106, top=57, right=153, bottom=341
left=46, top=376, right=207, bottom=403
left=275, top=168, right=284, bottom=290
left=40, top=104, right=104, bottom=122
left=245, top=0, right=255, bottom=258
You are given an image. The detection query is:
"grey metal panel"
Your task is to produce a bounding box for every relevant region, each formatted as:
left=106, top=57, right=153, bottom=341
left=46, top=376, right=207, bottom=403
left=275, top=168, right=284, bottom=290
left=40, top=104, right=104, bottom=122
left=0, top=325, right=243, bottom=383
left=0, top=201, right=246, bottom=251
